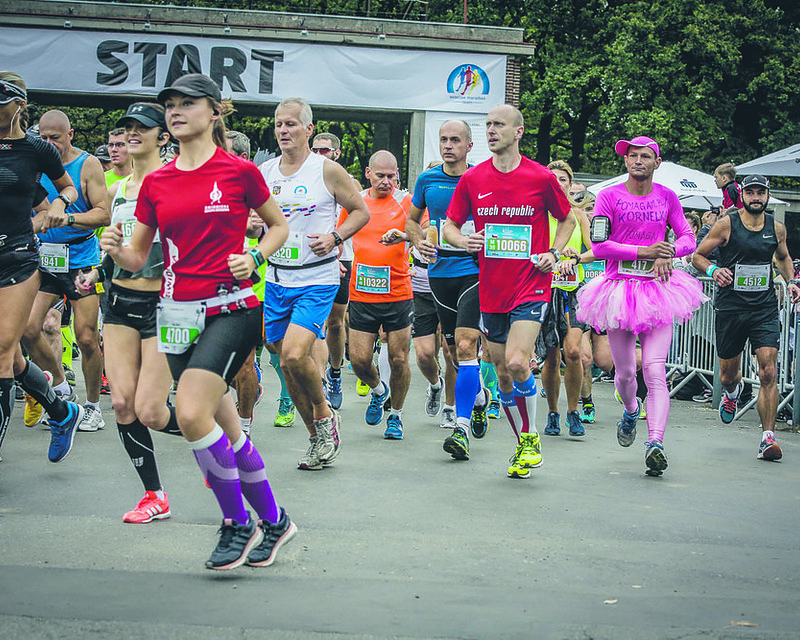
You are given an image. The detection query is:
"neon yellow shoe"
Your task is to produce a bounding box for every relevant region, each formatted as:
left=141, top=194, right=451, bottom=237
left=24, top=393, right=43, bottom=428
left=507, top=444, right=530, bottom=479
left=274, top=397, right=295, bottom=427
left=356, top=378, right=369, bottom=397
left=615, top=389, right=647, bottom=419
left=518, top=432, right=543, bottom=469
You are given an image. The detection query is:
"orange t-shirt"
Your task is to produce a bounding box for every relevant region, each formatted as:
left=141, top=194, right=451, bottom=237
left=341, top=188, right=413, bottom=303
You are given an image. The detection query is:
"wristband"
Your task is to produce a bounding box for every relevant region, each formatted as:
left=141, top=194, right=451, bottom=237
left=94, top=267, right=106, bottom=284
left=332, top=231, right=343, bottom=247
left=571, top=255, right=580, bottom=265
left=57, top=193, right=72, bottom=207
left=548, top=247, right=562, bottom=261
left=706, top=265, right=718, bottom=277
left=248, top=248, right=266, bottom=268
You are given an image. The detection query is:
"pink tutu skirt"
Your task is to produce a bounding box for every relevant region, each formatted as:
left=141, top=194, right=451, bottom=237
left=575, top=270, right=707, bottom=335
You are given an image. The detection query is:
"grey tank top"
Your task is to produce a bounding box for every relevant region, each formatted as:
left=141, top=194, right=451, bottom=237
left=110, top=176, right=164, bottom=281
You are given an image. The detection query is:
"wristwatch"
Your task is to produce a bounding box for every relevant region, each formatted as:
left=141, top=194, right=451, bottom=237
left=66, top=214, right=75, bottom=226
left=548, top=248, right=562, bottom=261
left=57, top=193, right=72, bottom=207
left=332, top=231, right=343, bottom=247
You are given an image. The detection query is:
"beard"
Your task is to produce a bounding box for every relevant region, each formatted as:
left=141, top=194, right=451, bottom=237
left=743, top=199, right=767, bottom=214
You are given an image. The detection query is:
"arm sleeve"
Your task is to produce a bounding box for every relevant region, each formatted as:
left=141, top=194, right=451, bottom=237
left=589, top=189, right=639, bottom=260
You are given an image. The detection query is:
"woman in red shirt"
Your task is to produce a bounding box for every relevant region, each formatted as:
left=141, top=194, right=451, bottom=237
left=102, top=74, right=292, bottom=571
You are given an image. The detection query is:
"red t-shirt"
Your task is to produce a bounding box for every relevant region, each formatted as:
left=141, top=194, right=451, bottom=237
left=446, top=156, right=570, bottom=313
left=135, top=147, right=271, bottom=303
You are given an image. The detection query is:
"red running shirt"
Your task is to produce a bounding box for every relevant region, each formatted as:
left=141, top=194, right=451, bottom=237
left=446, top=156, right=570, bottom=313
left=135, top=147, right=271, bottom=302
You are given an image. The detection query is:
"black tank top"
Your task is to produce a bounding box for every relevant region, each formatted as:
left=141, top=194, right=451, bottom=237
left=715, top=211, right=778, bottom=311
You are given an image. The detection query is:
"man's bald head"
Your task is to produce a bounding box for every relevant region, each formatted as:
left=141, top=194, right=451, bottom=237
left=489, top=104, right=523, bottom=128
left=38, top=109, right=74, bottom=158
left=39, top=109, right=71, bottom=131
left=440, top=119, right=472, bottom=143
left=368, top=149, right=398, bottom=171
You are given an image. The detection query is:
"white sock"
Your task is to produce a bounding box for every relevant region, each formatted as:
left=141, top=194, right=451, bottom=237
left=724, top=382, right=742, bottom=400
left=378, top=342, right=390, bottom=387
left=371, top=380, right=387, bottom=397
left=54, top=380, right=70, bottom=395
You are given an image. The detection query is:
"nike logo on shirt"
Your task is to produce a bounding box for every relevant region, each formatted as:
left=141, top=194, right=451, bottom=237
left=478, top=192, right=492, bottom=199
left=763, top=234, right=774, bottom=239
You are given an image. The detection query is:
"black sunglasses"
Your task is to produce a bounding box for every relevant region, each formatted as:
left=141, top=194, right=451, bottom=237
left=0, top=80, right=27, bottom=104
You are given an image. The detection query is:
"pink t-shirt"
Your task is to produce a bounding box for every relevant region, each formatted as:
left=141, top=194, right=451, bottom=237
left=136, top=147, right=270, bottom=303
left=591, top=182, right=695, bottom=279
left=447, top=156, right=570, bottom=313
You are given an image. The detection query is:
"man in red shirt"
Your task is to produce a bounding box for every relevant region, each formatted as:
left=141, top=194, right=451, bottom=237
left=341, top=150, right=414, bottom=439
left=444, top=104, right=574, bottom=478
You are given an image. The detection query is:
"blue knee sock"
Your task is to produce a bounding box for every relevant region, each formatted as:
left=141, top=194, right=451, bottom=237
left=455, top=359, right=480, bottom=430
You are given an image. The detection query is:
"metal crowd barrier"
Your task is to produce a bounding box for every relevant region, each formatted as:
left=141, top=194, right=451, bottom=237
left=667, top=275, right=795, bottom=422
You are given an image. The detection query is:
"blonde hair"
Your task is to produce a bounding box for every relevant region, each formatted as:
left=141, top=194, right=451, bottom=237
left=548, top=160, right=580, bottom=208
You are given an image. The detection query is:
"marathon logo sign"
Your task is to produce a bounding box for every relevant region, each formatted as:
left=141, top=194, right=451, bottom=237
left=0, top=26, right=507, bottom=113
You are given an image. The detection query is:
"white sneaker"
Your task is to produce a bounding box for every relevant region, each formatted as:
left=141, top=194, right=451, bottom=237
left=79, top=404, right=105, bottom=432
left=439, top=406, right=456, bottom=429
left=425, top=376, right=444, bottom=417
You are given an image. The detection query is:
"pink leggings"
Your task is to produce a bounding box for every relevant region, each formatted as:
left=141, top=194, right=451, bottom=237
left=607, top=323, right=673, bottom=444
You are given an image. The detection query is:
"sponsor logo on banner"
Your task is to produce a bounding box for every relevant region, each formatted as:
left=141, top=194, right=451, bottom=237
left=446, top=64, right=490, bottom=104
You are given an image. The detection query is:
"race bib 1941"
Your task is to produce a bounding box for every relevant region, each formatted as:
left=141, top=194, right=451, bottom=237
left=40, top=243, right=68, bottom=273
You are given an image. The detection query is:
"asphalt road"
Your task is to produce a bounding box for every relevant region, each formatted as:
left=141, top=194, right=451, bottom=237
left=1, top=360, right=798, bottom=640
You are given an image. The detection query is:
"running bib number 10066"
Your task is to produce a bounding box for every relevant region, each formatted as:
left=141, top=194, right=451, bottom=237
left=484, top=224, right=532, bottom=260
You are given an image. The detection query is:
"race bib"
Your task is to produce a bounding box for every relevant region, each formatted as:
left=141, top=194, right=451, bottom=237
left=484, top=224, right=532, bottom=260
left=552, top=263, right=579, bottom=287
left=355, top=264, right=390, bottom=294
left=618, top=259, right=655, bottom=278
left=40, top=243, right=68, bottom=273
left=438, top=219, right=474, bottom=249
left=583, top=260, right=606, bottom=281
left=733, top=263, right=770, bottom=292
left=156, top=299, right=206, bottom=354
left=270, top=231, right=303, bottom=266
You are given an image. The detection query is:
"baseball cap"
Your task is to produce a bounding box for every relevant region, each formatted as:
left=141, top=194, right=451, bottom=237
left=116, top=103, right=167, bottom=129
left=95, top=145, right=111, bottom=161
left=614, top=136, right=660, bottom=158
left=741, top=174, right=770, bottom=190
left=157, top=74, right=221, bottom=104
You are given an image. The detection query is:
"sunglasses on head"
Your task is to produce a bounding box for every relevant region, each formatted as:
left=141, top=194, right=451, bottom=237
left=0, top=80, right=27, bottom=104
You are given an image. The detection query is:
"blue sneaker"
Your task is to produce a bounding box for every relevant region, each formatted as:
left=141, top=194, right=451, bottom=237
left=48, top=402, right=84, bottom=463
left=487, top=399, right=500, bottom=420
left=366, top=384, right=390, bottom=426
left=384, top=414, right=403, bottom=439
left=719, top=381, right=741, bottom=424
left=254, top=358, right=262, bottom=384
left=616, top=399, right=641, bottom=448
left=325, top=365, right=343, bottom=410
left=566, top=410, right=585, bottom=437
left=544, top=411, right=560, bottom=436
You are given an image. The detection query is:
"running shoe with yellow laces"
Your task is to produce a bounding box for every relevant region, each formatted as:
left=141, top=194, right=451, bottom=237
left=274, top=396, right=295, bottom=427
left=507, top=443, right=529, bottom=479
left=123, top=490, right=171, bottom=524
left=518, top=432, right=543, bottom=469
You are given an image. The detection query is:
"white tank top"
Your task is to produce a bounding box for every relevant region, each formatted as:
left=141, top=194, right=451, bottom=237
left=259, top=152, right=339, bottom=287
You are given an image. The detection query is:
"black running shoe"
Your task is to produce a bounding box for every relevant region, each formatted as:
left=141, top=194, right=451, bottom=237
left=205, top=512, right=263, bottom=571
left=246, top=508, right=298, bottom=567
left=470, top=389, right=490, bottom=439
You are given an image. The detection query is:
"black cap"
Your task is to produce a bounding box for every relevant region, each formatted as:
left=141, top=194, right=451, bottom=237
left=116, top=103, right=167, bottom=129
left=157, top=74, right=221, bottom=104
left=741, top=174, right=770, bottom=190
left=95, top=145, right=111, bottom=161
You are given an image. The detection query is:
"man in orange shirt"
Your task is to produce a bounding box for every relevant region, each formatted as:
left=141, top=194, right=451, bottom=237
left=340, top=150, right=413, bottom=439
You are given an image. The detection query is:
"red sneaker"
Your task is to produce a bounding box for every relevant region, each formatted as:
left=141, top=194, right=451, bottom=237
left=101, top=374, right=111, bottom=395
left=122, top=491, right=171, bottom=524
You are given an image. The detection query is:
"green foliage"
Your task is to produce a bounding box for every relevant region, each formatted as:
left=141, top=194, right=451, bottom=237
left=33, top=0, right=800, bottom=177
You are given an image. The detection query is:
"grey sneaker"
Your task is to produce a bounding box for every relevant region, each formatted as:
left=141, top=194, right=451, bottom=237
left=315, top=410, right=342, bottom=465
left=78, top=404, right=105, bottom=432
left=297, top=436, right=323, bottom=471
left=439, top=406, right=456, bottom=429
left=246, top=507, right=298, bottom=567
left=425, top=376, right=444, bottom=417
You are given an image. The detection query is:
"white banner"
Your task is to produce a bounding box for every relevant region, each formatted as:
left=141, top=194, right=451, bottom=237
left=0, top=27, right=506, bottom=114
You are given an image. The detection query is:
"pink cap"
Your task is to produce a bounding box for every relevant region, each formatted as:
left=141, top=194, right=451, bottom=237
left=615, top=136, right=660, bottom=157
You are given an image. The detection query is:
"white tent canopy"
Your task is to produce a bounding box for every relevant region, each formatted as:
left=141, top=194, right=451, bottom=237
left=736, top=144, right=800, bottom=177
left=589, top=161, right=786, bottom=211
